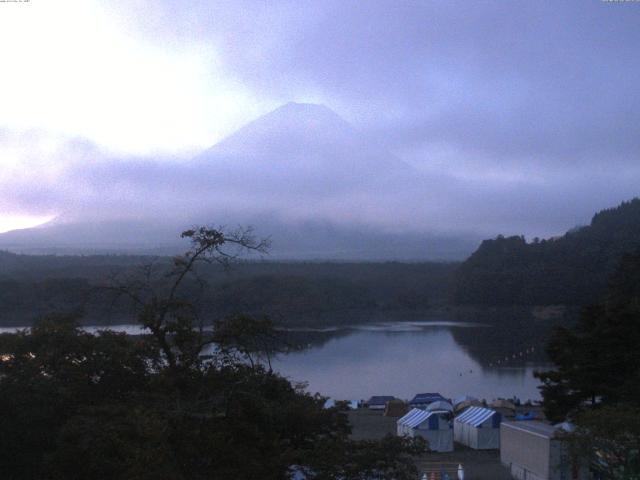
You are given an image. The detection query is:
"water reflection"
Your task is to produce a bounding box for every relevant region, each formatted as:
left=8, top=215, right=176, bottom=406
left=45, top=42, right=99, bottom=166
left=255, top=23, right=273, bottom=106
left=0, top=315, right=555, bottom=402
left=273, top=324, right=547, bottom=402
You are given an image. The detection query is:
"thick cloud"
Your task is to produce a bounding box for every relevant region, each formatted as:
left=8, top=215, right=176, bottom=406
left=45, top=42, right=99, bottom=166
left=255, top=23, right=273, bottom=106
left=1, top=1, right=639, bottom=242
left=115, top=1, right=640, bottom=167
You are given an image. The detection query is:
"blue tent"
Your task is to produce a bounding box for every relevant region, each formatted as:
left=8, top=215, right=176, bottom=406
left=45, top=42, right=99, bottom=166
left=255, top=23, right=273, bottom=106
left=454, top=406, right=501, bottom=449
left=397, top=408, right=453, bottom=452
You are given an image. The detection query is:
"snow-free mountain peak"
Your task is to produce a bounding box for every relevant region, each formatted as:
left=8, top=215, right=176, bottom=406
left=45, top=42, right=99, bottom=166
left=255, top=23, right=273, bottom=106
left=195, top=102, right=413, bottom=186
left=0, top=103, right=481, bottom=260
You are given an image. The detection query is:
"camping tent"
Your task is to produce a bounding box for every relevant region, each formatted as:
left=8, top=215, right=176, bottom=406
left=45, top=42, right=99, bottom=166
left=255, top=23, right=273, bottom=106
left=409, top=392, right=446, bottom=409
left=454, top=406, right=501, bottom=450
left=384, top=399, right=409, bottom=417
left=397, top=408, right=453, bottom=452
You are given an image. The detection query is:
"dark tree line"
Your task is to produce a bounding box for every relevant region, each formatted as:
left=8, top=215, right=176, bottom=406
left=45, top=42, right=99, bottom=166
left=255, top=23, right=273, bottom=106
left=536, top=249, right=640, bottom=477
left=453, top=198, right=640, bottom=306
left=0, top=251, right=456, bottom=327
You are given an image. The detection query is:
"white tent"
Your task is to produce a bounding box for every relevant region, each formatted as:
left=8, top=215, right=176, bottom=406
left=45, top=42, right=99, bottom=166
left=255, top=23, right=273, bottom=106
left=397, top=408, right=453, bottom=452
left=454, top=406, right=501, bottom=450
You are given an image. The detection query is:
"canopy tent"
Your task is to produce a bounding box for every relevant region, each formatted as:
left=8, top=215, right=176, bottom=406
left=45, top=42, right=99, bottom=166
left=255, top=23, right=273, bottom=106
left=454, top=406, right=501, bottom=450
left=426, top=400, right=453, bottom=413
left=409, top=392, right=447, bottom=408
left=397, top=408, right=453, bottom=452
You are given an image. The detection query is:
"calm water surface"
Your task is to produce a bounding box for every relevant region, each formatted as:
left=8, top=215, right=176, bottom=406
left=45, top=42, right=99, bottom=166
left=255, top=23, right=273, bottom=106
left=272, top=321, right=546, bottom=402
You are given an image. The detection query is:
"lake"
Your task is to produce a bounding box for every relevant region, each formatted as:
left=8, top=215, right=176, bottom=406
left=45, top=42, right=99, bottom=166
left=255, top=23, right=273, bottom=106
left=272, top=321, right=548, bottom=402
left=0, top=318, right=549, bottom=402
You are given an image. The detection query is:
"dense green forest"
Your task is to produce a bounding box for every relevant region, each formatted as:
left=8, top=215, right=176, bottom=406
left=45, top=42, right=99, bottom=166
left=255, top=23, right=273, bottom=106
left=0, top=252, right=456, bottom=326
left=453, top=198, right=640, bottom=306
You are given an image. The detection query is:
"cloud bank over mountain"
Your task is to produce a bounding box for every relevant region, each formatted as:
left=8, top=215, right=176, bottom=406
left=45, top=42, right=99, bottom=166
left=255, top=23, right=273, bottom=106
left=1, top=1, right=639, bottom=251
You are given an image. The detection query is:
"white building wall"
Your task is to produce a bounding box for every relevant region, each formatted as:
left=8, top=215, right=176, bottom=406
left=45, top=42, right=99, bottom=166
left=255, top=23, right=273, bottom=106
left=500, top=423, right=551, bottom=480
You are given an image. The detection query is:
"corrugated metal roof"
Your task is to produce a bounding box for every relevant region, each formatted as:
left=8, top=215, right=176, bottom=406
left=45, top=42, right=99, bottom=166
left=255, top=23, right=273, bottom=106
left=455, top=406, right=498, bottom=427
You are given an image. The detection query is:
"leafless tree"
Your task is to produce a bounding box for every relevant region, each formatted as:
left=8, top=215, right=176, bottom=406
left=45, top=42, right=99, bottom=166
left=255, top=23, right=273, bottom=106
left=106, top=226, right=269, bottom=371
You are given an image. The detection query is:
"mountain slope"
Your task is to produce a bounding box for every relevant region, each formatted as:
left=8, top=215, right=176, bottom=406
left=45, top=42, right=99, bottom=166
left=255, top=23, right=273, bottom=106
left=191, top=102, right=414, bottom=196
left=453, top=198, right=640, bottom=305
left=0, top=103, right=477, bottom=260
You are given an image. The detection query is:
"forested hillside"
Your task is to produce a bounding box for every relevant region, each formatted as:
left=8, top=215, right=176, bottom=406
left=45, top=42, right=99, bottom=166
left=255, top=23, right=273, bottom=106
left=0, top=254, right=456, bottom=326
left=453, top=198, right=640, bottom=305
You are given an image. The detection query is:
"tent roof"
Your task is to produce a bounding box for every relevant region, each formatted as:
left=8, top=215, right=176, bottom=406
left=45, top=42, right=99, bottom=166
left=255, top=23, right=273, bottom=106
left=454, top=399, right=483, bottom=413
left=398, top=408, right=437, bottom=429
left=409, top=392, right=446, bottom=404
left=426, top=400, right=453, bottom=412
left=491, top=399, right=516, bottom=410
left=455, top=406, right=498, bottom=427
left=453, top=395, right=478, bottom=406
left=367, top=395, right=396, bottom=406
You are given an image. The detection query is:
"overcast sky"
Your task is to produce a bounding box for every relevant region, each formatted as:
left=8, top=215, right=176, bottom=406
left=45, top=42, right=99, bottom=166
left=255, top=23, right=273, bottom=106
left=1, top=0, right=639, bottom=238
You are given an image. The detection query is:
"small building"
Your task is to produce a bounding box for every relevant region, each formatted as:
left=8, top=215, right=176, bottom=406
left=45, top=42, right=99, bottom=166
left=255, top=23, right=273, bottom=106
left=409, top=392, right=447, bottom=409
left=366, top=395, right=396, bottom=410
left=454, top=406, right=501, bottom=450
left=397, top=408, right=453, bottom=452
left=500, top=421, right=588, bottom=480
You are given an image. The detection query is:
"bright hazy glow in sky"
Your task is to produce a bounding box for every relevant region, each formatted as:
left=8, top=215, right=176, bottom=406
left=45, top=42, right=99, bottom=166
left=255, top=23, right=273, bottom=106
left=0, top=1, right=639, bottom=239
left=0, top=215, right=56, bottom=235
left=0, top=1, right=267, bottom=156
left=0, top=1, right=270, bottom=232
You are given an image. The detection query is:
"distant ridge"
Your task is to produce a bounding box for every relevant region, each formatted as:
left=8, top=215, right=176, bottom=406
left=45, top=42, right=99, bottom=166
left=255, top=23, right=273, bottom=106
left=453, top=198, right=640, bottom=306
